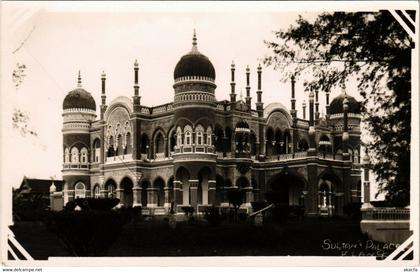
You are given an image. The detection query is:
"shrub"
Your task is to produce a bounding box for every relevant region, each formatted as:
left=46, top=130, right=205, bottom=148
left=13, top=193, right=49, bottom=221
left=204, top=206, right=222, bottom=227
left=343, top=202, right=362, bottom=220
left=181, top=206, right=194, bottom=221
left=65, top=198, right=120, bottom=211
left=251, top=201, right=269, bottom=212
left=43, top=210, right=132, bottom=256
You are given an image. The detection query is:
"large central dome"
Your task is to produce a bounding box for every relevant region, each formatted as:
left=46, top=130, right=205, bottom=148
left=173, top=31, right=215, bottom=80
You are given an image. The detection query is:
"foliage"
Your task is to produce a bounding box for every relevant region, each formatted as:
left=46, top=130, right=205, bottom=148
left=43, top=210, right=132, bottom=256
left=264, top=11, right=412, bottom=206
left=64, top=198, right=120, bottom=211
left=181, top=206, right=195, bottom=221
left=13, top=191, right=49, bottom=221
left=12, top=108, right=38, bottom=137
left=251, top=201, right=270, bottom=212
left=204, top=206, right=222, bottom=226
left=343, top=202, right=362, bottom=220
left=12, top=63, right=27, bottom=89
left=226, top=188, right=245, bottom=222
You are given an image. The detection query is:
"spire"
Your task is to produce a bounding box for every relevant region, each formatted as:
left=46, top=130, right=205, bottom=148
left=245, top=65, right=251, bottom=108
left=133, top=59, right=140, bottom=111
left=290, top=74, right=297, bottom=118
left=191, top=29, right=199, bottom=53
left=100, top=71, right=107, bottom=119
left=256, top=63, right=263, bottom=117
left=77, top=70, right=82, bottom=87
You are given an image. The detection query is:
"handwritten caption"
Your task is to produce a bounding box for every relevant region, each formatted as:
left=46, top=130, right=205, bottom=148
left=322, top=238, right=400, bottom=258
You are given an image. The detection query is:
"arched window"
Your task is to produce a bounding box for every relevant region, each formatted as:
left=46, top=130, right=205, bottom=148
left=196, top=125, right=204, bottom=146
left=206, top=127, right=212, bottom=146
left=176, top=127, right=182, bottom=147
left=93, top=185, right=100, bottom=198
left=71, top=147, right=79, bottom=163
left=74, top=182, right=86, bottom=199
left=80, top=147, right=88, bottom=163
left=93, top=139, right=101, bottom=162
left=108, top=136, right=115, bottom=157
left=126, top=132, right=132, bottom=154
left=184, top=125, right=192, bottom=146
left=117, top=134, right=123, bottom=156
left=64, top=148, right=70, bottom=163
left=107, top=183, right=116, bottom=198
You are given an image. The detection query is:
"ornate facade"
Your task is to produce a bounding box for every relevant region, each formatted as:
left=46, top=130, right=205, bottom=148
left=61, top=32, right=362, bottom=216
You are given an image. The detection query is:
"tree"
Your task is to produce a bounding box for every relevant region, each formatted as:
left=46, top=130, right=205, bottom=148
left=227, top=188, right=244, bottom=222
left=264, top=11, right=413, bottom=206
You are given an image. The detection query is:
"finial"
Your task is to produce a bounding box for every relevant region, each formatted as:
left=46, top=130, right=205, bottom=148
left=77, top=70, right=82, bottom=87
left=134, top=59, right=139, bottom=68
left=231, top=60, right=235, bottom=68
left=291, top=74, right=295, bottom=81
left=191, top=29, right=198, bottom=53
left=303, top=100, right=306, bottom=106
left=246, top=65, right=250, bottom=72
left=101, top=71, right=106, bottom=79
left=240, top=89, right=243, bottom=101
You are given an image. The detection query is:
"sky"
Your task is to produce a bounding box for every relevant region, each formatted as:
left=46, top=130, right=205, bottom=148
left=2, top=1, right=399, bottom=196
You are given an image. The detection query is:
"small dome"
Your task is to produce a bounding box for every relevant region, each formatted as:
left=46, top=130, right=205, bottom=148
left=63, top=88, right=96, bottom=111
left=329, top=93, right=360, bottom=114
left=63, top=71, right=96, bottom=111
left=173, top=30, right=215, bottom=80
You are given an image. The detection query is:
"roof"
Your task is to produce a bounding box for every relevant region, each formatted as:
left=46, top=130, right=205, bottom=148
left=329, top=93, right=361, bottom=114
left=18, top=178, right=63, bottom=195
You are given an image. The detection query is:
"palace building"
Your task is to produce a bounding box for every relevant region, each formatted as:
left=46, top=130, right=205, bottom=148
left=61, top=31, right=362, bottom=216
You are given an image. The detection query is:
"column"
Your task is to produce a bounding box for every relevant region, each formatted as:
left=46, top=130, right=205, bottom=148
left=189, top=180, right=199, bottom=211
left=132, top=185, right=142, bottom=207
left=244, top=187, right=253, bottom=207
left=147, top=188, right=157, bottom=208
left=208, top=180, right=216, bottom=205
left=116, top=188, right=124, bottom=208
left=174, top=180, right=183, bottom=206
left=164, top=187, right=171, bottom=208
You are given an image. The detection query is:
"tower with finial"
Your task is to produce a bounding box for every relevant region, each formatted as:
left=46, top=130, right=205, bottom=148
left=62, top=71, right=97, bottom=203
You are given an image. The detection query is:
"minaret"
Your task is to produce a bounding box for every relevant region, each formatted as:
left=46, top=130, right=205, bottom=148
left=342, top=91, right=350, bottom=160
left=245, top=66, right=252, bottom=108
left=361, top=152, right=373, bottom=208
left=308, top=89, right=316, bottom=154
left=256, top=64, right=263, bottom=116
left=133, top=59, right=141, bottom=111
left=230, top=61, right=236, bottom=103
left=290, top=75, right=297, bottom=118
left=315, top=89, right=320, bottom=121
left=325, top=90, right=330, bottom=121
left=302, top=100, right=307, bottom=119
left=100, top=71, right=107, bottom=119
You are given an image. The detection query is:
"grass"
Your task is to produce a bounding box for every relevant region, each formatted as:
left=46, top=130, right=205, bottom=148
left=11, top=217, right=395, bottom=259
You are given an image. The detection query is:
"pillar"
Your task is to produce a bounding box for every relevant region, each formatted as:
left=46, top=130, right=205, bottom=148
left=208, top=180, right=216, bottom=205
left=174, top=180, right=183, bottom=206
left=302, top=100, right=306, bottom=119
left=244, top=187, right=253, bottom=206
left=164, top=187, right=171, bottom=208
left=308, top=90, right=316, bottom=156
left=133, top=59, right=141, bottom=111
left=133, top=185, right=142, bottom=207
left=189, top=180, right=198, bottom=211
left=116, top=188, right=124, bottom=208
left=342, top=94, right=350, bottom=161
left=147, top=188, right=157, bottom=207
left=100, top=71, right=107, bottom=120
left=315, top=89, right=320, bottom=121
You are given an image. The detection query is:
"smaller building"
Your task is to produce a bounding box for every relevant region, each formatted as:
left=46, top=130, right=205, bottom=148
left=15, top=177, right=63, bottom=199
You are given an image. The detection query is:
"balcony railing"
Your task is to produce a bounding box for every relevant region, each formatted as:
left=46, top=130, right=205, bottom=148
left=362, top=207, right=410, bottom=221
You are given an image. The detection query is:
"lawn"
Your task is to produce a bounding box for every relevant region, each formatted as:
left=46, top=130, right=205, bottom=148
left=11, top=217, right=395, bottom=259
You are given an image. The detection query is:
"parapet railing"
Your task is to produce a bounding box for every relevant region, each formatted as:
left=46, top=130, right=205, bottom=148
left=361, top=207, right=410, bottom=221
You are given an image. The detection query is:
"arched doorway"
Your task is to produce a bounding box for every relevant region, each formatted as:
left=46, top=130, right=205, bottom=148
left=198, top=167, right=211, bottom=205
left=140, top=180, right=150, bottom=207
left=317, top=172, right=341, bottom=216
left=105, top=179, right=117, bottom=198
left=267, top=171, right=306, bottom=206
left=153, top=177, right=165, bottom=207
left=175, top=167, right=190, bottom=206
left=121, top=177, right=133, bottom=207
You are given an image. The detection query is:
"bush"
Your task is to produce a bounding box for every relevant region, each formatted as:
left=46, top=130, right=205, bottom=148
left=65, top=198, right=120, bottom=211
left=181, top=206, right=195, bottom=221
left=204, top=206, right=222, bottom=227
left=251, top=201, right=269, bottom=212
left=43, top=210, right=132, bottom=256
left=13, top=193, right=49, bottom=221
left=343, top=202, right=362, bottom=220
